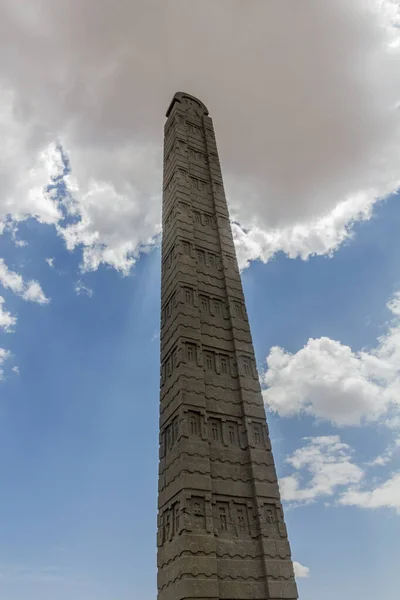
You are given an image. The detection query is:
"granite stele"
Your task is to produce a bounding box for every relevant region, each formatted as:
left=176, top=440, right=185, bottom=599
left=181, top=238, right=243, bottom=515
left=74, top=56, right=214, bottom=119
left=157, top=92, right=298, bottom=600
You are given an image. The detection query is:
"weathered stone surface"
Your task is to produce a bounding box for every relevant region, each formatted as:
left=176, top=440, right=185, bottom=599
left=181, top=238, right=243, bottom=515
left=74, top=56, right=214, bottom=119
left=158, top=92, right=298, bottom=600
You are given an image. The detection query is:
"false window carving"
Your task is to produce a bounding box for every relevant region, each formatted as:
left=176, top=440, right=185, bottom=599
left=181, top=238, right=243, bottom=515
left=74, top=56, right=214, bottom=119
left=204, top=351, right=215, bottom=372
left=191, top=497, right=206, bottom=530
left=216, top=502, right=230, bottom=533
left=188, top=411, right=201, bottom=436
left=166, top=356, right=172, bottom=378
left=236, top=505, right=249, bottom=533
left=196, top=249, right=205, bottom=265
left=225, top=254, right=235, bottom=269
left=242, top=357, right=252, bottom=377
left=162, top=291, right=177, bottom=325
left=182, top=240, right=191, bottom=255
left=193, top=210, right=201, bottom=224
left=219, top=354, right=229, bottom=374
left=164, top=415, right=179, bottom=454
left=185, top=343, right=197, bottom=364
left=227, top=421, right=239, bottom=446
left=208, top=252, right=216, bottom=267
left=213, top=298, right=223, bottom=317
left=187, top=122, right=203, bottom=138
left=264, top=504, right=278, bottom=533
left=178, top=201, right=190, bottom=213
left=210, top=418, right=222, bottom=442
left=173, top=502, right=180, bottom=535
left=233, top=301, right=243, bottom=318
left=164, top=510, right=171, bottom=542
left=200, top=295, right=210, bottom=314
left=184, top=286, right=194, bottom=305
left=253, top=423, right=264, bottom=446
left=188, top=147, right=206, bottom=163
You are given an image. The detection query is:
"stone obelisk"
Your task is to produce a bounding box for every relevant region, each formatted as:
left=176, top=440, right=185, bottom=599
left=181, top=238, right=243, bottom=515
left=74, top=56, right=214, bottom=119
left=158, top=92, right=298, bottom=600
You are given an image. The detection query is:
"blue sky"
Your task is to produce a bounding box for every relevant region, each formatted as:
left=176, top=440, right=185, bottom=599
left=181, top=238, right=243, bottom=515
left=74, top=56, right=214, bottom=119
left=0, top=191, right=399, bottom=599
left=1, top=1, right=400, bottom=599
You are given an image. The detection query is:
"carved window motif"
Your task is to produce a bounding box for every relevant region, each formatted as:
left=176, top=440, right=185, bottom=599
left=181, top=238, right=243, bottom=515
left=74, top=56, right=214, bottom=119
left=192, top=497, right=206, bottom=529
left=166, top=356, right=172, bottom=378
left=264, top=504, right=278, bottom=532
left=208, top=252, right=216, bottom=267
left=177, top=168, right=187, bottom=183
left=173, top=502, right=180, bottom=535
left=172, top=416, right=179, bottom=443
left=165, top=510, right=171, bottom=541
left=220, top=354, right=229, bottom=374
left=200, top=295, right=209, bottom=314
left=182, top=241, right=191, bottom=255
left=204, top=351, right=215, bottom=372
left=253, top=423, right=263, bottom=446
left=243, top=357, right=252, bottom=376
left=190, top=176, right=201, bottom=190
left=210, top=418, right=222, bottom=442
left=217, top=503, right=229, bottom=532
left=213, top=299, right=223, bottom=317
left=196, top=249, right=205, bottom=265
left=186, top=343, right=197, bottom=363
left=204, top=213, right=211, bottom=227
left=187, top=122, right=203, bottom=138
left=184, top=287, right=194, bottom=305
left=236, top=506, right=248, bottom=532
left=164, top=415, right=179, bottom=454
left=210, top=152, right=220, bottom=165
left=188, top=411, right=200, bottom=436
left=227, top=422, right=238, bottom=445
left=166, top=424, right=173, bottom=450
left=215, top=182, right=224, bottom=195
left=179, top=201, right=189, bottom=213
left=172, top=348, right=178, bottom=369
left=193, top=210, right=201, bottom=225
left=234, top=301, right=243, bottom=318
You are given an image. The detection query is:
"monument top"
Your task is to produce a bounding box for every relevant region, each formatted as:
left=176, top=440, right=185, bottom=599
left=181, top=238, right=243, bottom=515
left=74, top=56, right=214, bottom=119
left=165, top=91, right=209, bottom=118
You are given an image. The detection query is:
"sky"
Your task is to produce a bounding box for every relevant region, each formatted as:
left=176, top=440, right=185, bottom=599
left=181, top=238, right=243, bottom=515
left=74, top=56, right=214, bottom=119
left=0, top=1, right=400, bottom=598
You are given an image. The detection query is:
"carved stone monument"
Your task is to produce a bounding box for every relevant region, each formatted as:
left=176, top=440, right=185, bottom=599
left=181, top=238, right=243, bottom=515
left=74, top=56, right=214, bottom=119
left=158, top=92, right=298, bottom=600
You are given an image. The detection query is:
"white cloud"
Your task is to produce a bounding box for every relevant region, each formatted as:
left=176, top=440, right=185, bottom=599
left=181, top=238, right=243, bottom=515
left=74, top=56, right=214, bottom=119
left=74, top=281, right=93, bottom=298
left=0, top=1, right=399, bottom=271
left=12, top=365, right=19, bottom=375
left=340, top=473, right=400, bottom=514
left=262, top=291, right=400, bottom=426
left=365, top=436, right=400, bottom=466
left=293, top=561, right=310, bottom=579
left=45, top=258, right=54, bottom=268
left=279, top=436, right=364, bottom=505
left=0, top=259, right=49, bottom=304
left=0, top=296, right=16, bottom=332
left=0, top=347, right=11, bottom=380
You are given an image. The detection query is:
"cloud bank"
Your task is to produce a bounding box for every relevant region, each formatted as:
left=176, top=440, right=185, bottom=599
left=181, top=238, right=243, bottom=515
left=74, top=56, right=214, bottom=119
left=263, top=291, right=400, bottom=426
left=0, top=0, right=399, bottom=271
